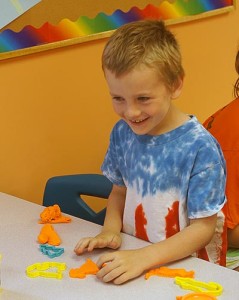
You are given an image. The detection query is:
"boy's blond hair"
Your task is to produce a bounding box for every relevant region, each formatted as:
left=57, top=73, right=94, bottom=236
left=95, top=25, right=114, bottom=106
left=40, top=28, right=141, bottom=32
left=102, top=20, right=184, bottom=90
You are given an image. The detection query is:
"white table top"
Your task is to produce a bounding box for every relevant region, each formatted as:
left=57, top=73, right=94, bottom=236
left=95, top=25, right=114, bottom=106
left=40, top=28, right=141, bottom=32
left=0, top=192, right=238, bottom=300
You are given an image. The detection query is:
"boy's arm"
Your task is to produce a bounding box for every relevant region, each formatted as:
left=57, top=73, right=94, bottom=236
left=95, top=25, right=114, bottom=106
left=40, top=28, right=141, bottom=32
left=145, top=215, right=217, bottom=265
left=102, top=184, right=126, bottom=234
left=96, top=214, right=218, bottom=284
left=74, top=184, right=126, bottom=254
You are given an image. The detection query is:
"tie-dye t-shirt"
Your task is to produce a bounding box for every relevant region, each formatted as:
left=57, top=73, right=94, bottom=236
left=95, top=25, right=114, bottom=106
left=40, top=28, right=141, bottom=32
left=102, top=116, right=226, bottom=265
left=101, top=116, right=227, bottom=265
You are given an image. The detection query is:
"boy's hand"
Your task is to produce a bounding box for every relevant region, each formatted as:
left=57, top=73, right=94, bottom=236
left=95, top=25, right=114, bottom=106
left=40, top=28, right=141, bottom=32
left=74, top=231, right=122, bottom=255
left=96, top=248, right=148, bottom=285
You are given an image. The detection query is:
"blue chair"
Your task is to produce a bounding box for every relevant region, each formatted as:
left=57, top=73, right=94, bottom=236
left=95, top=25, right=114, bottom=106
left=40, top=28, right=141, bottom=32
left=43, top=174, right=113, bottom=225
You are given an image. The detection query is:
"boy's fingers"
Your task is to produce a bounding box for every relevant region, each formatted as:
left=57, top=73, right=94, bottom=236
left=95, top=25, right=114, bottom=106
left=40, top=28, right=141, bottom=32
left=74, top=238, right=92, bottom=253
left=87, top=238, right=100, bottom=251
left=97, top=253, right=114, bottom=268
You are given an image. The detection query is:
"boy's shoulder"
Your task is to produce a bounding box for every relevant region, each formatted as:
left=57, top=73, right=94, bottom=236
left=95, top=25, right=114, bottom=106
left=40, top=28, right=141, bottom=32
left=190, top=117, right=223, bottom=149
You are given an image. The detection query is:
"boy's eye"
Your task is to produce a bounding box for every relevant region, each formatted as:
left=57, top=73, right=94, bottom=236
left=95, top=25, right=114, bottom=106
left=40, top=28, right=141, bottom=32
left=138, top=97, right=150, bottom=102
left=112, top=97, right=124, bottom=102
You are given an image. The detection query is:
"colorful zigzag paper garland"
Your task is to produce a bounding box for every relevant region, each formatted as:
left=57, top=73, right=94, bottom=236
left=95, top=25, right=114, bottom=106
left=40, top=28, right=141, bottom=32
left=0, top=0, right=233, bottom=54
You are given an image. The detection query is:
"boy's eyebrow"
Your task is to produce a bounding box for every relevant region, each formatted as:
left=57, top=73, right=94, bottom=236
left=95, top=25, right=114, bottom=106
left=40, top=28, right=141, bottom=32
left=109, top=93, right=123, bottom=99
left=135, top=91, right=152, bottom=97
left=110, top=91, right=152, bottom=96
left=109, top=92, right=119, bottom=96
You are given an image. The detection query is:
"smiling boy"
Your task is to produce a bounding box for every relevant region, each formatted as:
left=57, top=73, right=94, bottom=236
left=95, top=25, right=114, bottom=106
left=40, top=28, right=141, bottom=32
left=74, top=20, right=227, bottom=284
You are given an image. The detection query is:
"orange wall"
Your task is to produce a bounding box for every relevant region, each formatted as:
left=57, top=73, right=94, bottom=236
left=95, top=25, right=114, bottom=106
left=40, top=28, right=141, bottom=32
left=1, top=7, right=239, bottom=205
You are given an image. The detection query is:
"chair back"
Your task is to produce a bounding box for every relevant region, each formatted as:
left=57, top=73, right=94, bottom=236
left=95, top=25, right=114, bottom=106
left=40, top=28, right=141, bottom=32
left=43, top=174, right=113, bottom=225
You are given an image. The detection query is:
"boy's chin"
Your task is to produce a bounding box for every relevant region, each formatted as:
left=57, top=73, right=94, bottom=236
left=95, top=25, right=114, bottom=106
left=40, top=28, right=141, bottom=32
left=129, top=126, right=149, bottom=135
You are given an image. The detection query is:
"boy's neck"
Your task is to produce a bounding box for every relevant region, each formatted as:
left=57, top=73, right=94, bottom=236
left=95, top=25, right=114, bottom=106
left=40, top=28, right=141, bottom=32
left=149, top=105, right=189, bottom=136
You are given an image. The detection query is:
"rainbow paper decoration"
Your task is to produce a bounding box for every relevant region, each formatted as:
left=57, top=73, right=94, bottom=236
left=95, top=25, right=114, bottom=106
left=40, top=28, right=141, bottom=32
left=0, top=0, right=234, bottom=55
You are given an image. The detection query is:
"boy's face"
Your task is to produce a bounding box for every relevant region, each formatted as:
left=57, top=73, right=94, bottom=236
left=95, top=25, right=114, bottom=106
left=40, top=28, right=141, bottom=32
left=104, top=65, right=182, bottom=136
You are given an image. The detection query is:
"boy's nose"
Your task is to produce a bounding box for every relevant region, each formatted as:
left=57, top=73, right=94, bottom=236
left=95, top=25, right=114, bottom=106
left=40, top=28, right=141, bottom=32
left=125, top=103, right=141, bottom=119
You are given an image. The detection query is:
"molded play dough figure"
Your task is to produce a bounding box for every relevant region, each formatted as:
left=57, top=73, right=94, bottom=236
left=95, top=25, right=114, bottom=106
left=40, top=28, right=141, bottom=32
left=175, top=277, right=223, bottom=296
left=26, top=262, right=66, bottom=279
left=145, top=266, right=194, bottom=279
left=176, top=293, right=217, bottom=300
left=39, top=204, right=71, bottom=224
left=38, top=224, right=61, bottom=246
left=69, top=259, right=99, bottom=279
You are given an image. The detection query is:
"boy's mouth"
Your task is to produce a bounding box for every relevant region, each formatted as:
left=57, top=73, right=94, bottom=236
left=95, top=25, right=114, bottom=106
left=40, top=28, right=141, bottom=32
left=130, top=117, right=148, bottom=124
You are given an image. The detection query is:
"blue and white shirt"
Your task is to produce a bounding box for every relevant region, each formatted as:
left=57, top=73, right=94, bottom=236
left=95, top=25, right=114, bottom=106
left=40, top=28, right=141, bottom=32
left=102, top=116, right=227, bottom=265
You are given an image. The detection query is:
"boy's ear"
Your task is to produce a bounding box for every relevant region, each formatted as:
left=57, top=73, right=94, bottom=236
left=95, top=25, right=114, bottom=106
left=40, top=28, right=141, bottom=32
left=171, top=78, right=183, bottom=99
